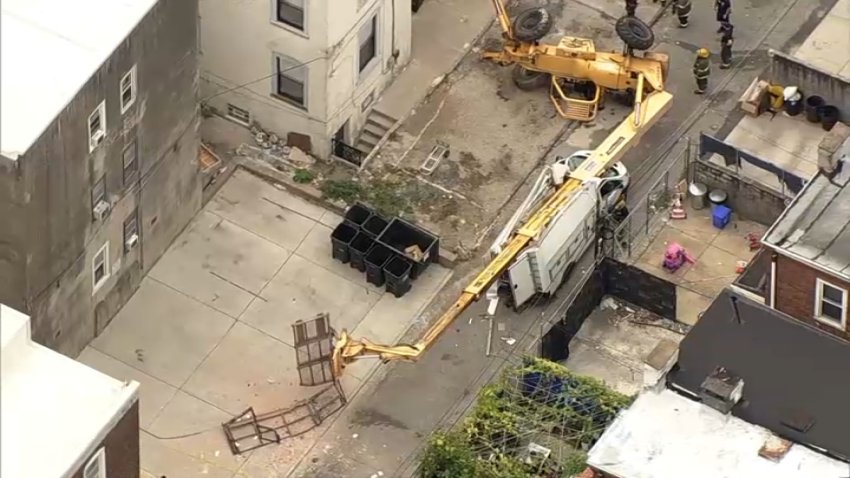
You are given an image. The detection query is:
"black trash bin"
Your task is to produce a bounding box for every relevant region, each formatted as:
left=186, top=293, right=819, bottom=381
left=344, top=203, right=373, bottom=230
left=377, top=218, right=439, bottom=280
left=348, top=232, right=374, bottom=272
left=365, top=245, right=394, bottom=287
left=785, top=98, right=803, bottom=116
left=819, top=105, right=840, bottom=131
left=805, top=95, right=824, bottom=123
left=330, top=223, right=358, bottom=263
left=384, top=256, right=413, bottom=298
left=362, top=215, right=389, bottom=239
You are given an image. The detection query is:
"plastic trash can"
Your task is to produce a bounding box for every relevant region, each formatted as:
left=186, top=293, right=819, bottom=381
left=377, top=218, right=439, bottom=280
left=819, top=105, right=840, bottom=131
left=330, top=223, right=358, bottom=263
left=365, top=245, right=394, bottom=287
left=362, top=215, right=389, bottom=239
left=712, top=205, right=732, bottom=229
left=344, top=203, right=373, bottom=230
left=708, top=189, right=728, bottom=206
left=805, top=95, right=824, bottom=123
left=688, top=182, right=707, bottom=210
left=348, top=232, right=374, bottom=272
left=384, top=256, right=413, bottom=298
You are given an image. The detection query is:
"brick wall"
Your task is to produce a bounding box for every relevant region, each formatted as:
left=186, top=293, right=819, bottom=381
left=693, top=160, right=788, bottom=226
left=774, top=254, right=850, bottom=342
left=71, top=400, right=140, bottom=478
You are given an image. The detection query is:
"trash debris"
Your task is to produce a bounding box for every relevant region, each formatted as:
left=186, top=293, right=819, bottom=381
left=600, top=297, right=620, bottom=310
left=735, top=260, right=748, bottom=273
left=404, top=244, right=425, bottom=262
left=352, top=433, right=359, bottom=439
left=497, top=322, right=506, bottom=332
left=501, top=337, right=516, bottom=346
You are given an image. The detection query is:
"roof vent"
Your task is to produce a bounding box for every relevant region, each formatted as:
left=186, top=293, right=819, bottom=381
left=699, top=366, right=744, bottom=414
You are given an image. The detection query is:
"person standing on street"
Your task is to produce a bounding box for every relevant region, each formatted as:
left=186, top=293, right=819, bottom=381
left=715, top=0, right=731, bottom=33
left=693, top=48, right=711, bottom=94
left=674, top=0, right=692, bottom=27
left=626, top=0, right=638, bottom=17
left=719, top=23, right=734, bottom=69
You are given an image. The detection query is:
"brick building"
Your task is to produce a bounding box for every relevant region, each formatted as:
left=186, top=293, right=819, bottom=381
left=761, top=162, right=850, bottom=342
left=1, top=304, right=140, bottom=477
left=0, top=0, right=202, bottom=358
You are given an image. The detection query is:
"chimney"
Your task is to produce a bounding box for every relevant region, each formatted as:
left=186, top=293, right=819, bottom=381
left=699, top=366, right=744, bottom=414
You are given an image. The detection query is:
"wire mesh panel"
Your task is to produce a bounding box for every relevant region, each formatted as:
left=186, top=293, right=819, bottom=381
left=292, top=313, right=336, bottom=386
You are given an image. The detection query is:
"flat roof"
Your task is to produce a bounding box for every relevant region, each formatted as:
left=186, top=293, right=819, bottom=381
left=1, top=305, right=139, bottom=477
left=670, top=288, right=850, bottom=461
left=763, top=160, right=850, bottom=281
left=587, top=389, right=849, bottom=478
left=0, top=0, right=158, bottom=159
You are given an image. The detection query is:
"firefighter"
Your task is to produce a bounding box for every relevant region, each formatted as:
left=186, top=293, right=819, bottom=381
left=715, top=0, right=731, bottom=33
left=693, top=48, right=711, bottom=94
left=719, top=23, right=734, bottom=69
left=626, top=0, right=638, bottom=17
left=673, top=0, right=692, bottom=27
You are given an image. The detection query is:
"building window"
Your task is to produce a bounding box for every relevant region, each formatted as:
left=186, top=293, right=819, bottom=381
left=123, top=140, right=138, bottom=185
left=84, top=448, right=106, bottom=478
left=358, top=15, right=377, bottom=73
left=273, top=55, right=306, bottom=109
left=92, top=176, right=106, bottom=212
left=120, top=65, right=137, bottom=113
left=276, top=0, right=305, bottom=31
left=92, top=243, right=110, bottom=294
left=124, top=210, right=139, bottom=253
left=815, top=278, right=847, bottom=329
left=226, top=104, right=251, bottom=126
left=88, top=101, right=106, bottom=152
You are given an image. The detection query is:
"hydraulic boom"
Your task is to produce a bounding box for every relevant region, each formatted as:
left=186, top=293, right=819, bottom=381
left=331, top=89, right=673, bottom=378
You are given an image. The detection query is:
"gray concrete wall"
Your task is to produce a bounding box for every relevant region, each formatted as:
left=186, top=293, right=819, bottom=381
left=0, top=0, right=201, bottom=356
left=0, top=156, right=27, bottom=311
left=768, top=49, right=850, bottom=116
left=693, top=160, right=789, bottom=226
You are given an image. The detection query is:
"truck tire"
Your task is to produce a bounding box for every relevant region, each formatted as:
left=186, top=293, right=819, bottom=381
left=412, top=0, right=424, bottom=12
left=513, top=8, right=552, bottom=42
left=512, top=65, right=549, bottom=91
left=615, top=16, right=654, bottom=50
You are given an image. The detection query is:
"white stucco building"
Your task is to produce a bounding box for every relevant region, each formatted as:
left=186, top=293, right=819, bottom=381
left=200, top=0, right=412, bottom=162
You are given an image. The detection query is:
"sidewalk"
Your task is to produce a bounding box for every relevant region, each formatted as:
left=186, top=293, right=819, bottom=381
left=374, top=0, right=499, bottom=121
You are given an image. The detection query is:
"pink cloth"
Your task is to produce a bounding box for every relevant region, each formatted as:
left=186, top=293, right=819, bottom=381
left=663, top=242, right=695, bottom=271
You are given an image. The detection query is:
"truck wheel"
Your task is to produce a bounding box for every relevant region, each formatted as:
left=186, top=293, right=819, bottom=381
left=512, top=65, right=549, bottom=91
left=412, top=0, right=424, bottom=12
left=615, top=16, right=654, bottom=50
left=513, top=8, right=552, bottom=42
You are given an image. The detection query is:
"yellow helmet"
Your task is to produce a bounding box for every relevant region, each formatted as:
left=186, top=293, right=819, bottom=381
left=697, top=48, right=710, bottom=58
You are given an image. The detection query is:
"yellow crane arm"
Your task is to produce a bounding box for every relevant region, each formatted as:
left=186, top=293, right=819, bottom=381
left=491, top=0, right=514, bottom=39
left=330, top=90, right=674, bottom=378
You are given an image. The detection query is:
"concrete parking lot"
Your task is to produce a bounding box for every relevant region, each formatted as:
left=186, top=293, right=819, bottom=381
left=78, top=170, right=451, bottom=477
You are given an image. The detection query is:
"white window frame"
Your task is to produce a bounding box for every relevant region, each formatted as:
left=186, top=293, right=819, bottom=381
left=83, top=447, right=106, bottom=478
left=357, top=13, right=379, bottom=78
left=226, top=103, right=251, bottom=126
left=272, top=53, right=308, bottom=110
left=88, top=101, right=106, bottom=152
left=814, top=277, right=848, bottom=330
left=271, top=0, right=308, bottom=37
left=120, top=65, right=137, bottom=113
left=92, top=242, right=111, bottom=294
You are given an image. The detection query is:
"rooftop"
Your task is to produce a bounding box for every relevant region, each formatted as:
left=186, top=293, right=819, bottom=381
left=587, top=388, right=849, bottom=478
left=0, top=0, right=158, bottom=159
left=670, top=288, right=850, bottom=461
left=763, top=158, right=850, bottom=281
left=1, top=305, right=139, bottom=477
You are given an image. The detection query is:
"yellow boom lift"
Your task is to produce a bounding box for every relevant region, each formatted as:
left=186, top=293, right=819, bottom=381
left=484, top=0, right=669, bottom=123
left=331, top=4, right=674, bottom=378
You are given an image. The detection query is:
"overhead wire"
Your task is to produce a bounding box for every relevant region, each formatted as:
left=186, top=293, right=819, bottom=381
left=199, top=56, right=325, bottom=104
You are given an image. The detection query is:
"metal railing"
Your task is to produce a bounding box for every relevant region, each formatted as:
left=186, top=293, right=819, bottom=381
left=332, top=138, right=366, bottom=167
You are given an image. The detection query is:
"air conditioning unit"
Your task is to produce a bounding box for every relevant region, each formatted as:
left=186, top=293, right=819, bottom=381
left=125, top=233, right=139, bottom=250
left=91, top=130, right=105, bottom=147
left=93, top=200, right=111, bottom=221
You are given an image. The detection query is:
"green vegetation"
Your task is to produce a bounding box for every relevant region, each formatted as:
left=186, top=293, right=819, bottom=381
left=292, top=168, right=316, bottom=184
left=319, top=177, right=414, bottom=218
left=418, top=358, right=631, bottom=478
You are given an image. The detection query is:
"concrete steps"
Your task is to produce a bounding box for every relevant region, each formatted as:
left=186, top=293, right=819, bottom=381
left=356, top=108, right=397, bottom=154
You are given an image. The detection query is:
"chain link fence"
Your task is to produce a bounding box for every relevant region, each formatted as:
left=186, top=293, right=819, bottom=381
left=604, top=140, right=693, bottom=264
